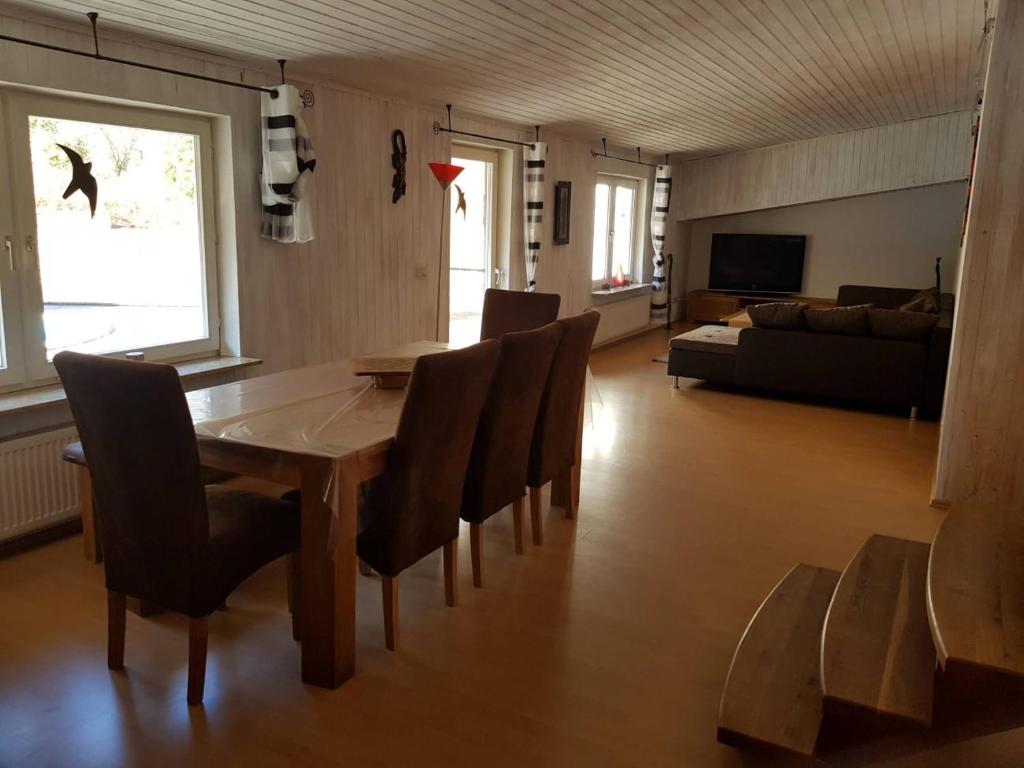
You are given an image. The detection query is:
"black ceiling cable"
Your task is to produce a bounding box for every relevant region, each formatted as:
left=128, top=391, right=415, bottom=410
left=0, top=11, right=315, bottom=107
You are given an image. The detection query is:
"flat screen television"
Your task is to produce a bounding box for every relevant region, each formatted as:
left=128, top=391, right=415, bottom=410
left=708, top=233, right=806, bottom=295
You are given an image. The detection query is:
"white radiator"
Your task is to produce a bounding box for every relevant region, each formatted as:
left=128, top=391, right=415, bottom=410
left=0, top=427, right=80, bottom=543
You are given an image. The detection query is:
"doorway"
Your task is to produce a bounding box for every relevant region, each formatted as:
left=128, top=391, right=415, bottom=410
left=449, top=145, right=500, bottom=346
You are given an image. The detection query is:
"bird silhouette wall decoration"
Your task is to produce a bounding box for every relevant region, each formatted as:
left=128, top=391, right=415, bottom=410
left=454, top=183, right=467, bottom=218
left=56, top=143, right=98, bottom=218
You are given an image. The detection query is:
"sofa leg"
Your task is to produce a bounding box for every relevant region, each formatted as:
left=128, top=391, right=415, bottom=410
left=910, top=406, right=919, bottom=420
left=187, top=616, right=208, bottom=706
left=673, top=376, right=679, bottom=389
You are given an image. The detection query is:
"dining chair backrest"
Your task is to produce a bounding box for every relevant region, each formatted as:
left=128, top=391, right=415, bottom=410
left=527, top=311, right=601, bottom=488
left=360, top=339, right=500, bottom=576
left=53, top=352, right=209, bottom=615
left=479, top=288, right=561, bottom=340
left=460, top=322, right=563, bottom=523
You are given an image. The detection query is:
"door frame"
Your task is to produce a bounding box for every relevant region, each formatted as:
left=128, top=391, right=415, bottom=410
left=0, top=92, right=27, bottom=388
left=451, top=143, right=501, bottom=287
left=447, top=143, right=504, bottom=344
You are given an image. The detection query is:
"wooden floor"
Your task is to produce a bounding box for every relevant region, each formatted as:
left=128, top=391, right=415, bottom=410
left=0, top=329, right=953, bottom=767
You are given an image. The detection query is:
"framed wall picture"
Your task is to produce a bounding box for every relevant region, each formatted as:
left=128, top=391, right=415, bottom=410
left=553, top=181, right=571, bottom=245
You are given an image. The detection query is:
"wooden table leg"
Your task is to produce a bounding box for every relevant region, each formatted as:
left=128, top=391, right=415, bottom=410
left=299, top=455, right=358, bottom=688
left=512, top=496, right=525, bottom=554
left=76, top=465, right=101, bottom=563
left=551, top=473, right=570, bottom=511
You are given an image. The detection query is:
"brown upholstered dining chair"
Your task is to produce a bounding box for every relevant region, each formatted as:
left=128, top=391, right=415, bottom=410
left=358, top=339, right=499, bottom=649
left=61, top=440, right=238, bottom=564
left=479, top=287, right=561, bottom=340
left=526, top=310, right=601, bottom=544
left=460, top=323, right=562, bottom=587
left=53, top=352, right=299, bottom=706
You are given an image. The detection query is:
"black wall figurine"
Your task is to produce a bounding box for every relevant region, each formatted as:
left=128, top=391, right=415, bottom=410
left=391, top=129, right=407, bottom=204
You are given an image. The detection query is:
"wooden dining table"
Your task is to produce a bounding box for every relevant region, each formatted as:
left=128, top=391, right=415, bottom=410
left=186, top=341, right=449, bottom=689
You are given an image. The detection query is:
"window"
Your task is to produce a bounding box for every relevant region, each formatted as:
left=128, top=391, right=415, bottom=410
left=592, top=175, right=641, bottom=288
left=449, top=145, right=500, bottom=347
left=0, top=89, right=219, bottom=390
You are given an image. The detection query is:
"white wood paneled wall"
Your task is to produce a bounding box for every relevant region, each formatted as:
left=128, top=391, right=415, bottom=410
left=677, top=111, right=975, bottom=220
left=535, top=135, right=598, bottom=319
left=13, top=0, right=988, bottom=157
left=933, top=0, right=1024, bottom=509
left=255, top=86, right=451, bottom=369
left=0, top=11, right=647, bottom=376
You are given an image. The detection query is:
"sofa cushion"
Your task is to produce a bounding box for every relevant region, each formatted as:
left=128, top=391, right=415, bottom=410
left=804, top=304, right=872, bottom=336
left=868, top=308, right=939, bottom=342
left=899, top=287, right=941, bottom=314
left=669, top=325, right=741, bottom=355
left=748, top=302, right=808, bottom=330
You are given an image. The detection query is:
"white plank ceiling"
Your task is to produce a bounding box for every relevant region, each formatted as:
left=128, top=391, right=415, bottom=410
left=3, top=0, right=989, bottom=157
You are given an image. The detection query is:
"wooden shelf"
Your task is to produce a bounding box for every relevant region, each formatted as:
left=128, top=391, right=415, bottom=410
left=928, top=504, right=1024, bottom=678
left=821, top=535, right=935, bottom=725
left=718, top=563, right=841, bottom=756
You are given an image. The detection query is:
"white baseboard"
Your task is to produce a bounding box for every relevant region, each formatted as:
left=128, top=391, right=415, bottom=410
left=592, top=323, right=661, bottom=350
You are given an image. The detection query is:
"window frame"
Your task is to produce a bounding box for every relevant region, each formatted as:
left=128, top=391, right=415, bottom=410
left=0, top=89, right=220, bottom=389
left=592, top=173, right=642, bottom=289
left=450, top=143, right=500, bottom=288
left=0, top=94, right=27, bottom=388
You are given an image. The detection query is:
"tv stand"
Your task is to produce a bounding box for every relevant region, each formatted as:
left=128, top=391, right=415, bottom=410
left=686, top=289, right=836, bottom=324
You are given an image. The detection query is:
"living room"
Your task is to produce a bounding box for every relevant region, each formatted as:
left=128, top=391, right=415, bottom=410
left=667, top=129, right=966, bottom=422
left=1, top=1, right=1022, bottom=767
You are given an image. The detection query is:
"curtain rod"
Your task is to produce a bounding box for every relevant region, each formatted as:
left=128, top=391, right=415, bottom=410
left=433, top=105, right=536, bottom=149
left=591, top=139, right=667, bottom=168
left=0, top=12, right=314, bottom=107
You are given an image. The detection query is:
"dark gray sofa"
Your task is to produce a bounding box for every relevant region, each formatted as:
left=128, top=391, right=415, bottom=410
left=668, top=285, right=954, bottom=417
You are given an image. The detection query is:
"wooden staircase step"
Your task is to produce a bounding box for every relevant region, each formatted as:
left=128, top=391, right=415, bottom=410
left=928, top=504, right=1024, bottom=677
left=718, top=563, right=841, bottom=755
left=821, top=534, right=935, bottom=725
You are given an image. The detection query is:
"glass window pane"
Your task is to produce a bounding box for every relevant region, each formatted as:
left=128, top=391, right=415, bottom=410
left=28, top=116, right=207, bottom=359
left=592, top=183, right=610, bottom=281
left=611, top=185, right=635, bottom=281
left=0, top=292, right=7, bottom=371
left=449, top=157, right=492, bottom=347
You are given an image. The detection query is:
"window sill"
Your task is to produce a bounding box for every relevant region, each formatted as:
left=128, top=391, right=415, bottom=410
left=591, top=283, right=652, bottom=303
left=0, top=355, right=262, bottom=418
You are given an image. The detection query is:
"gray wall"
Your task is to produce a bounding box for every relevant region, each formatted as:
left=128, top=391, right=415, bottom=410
left=681, top=181, right=968, bottom=299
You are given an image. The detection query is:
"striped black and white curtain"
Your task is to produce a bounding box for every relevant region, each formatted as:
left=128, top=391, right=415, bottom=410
left=523, top=142, right=548, bottom=291
left=260, top=84, right=317, bottom=244
left=649, top=164, right=673, bottom=320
